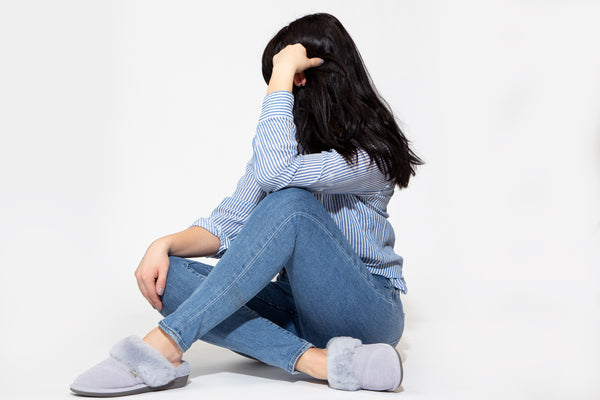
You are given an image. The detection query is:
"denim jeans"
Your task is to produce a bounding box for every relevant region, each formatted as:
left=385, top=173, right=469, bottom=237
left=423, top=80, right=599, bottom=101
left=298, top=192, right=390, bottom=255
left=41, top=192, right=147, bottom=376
left=158, top=188, right=405, bottom=374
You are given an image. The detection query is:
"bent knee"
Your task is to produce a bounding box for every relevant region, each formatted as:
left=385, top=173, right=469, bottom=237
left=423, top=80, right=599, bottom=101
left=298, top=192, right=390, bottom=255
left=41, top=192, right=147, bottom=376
left=168, top=256, right=189, bottom=269
left=263, top=188, right=319, bottom=211
left=167, top=256, right=212, bottom=279
left=270, top=187, right=313, bottom=200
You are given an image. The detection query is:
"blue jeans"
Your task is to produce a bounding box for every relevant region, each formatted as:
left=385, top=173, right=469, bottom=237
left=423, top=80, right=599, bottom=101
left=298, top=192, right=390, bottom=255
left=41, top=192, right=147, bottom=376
left=158, top=188, right=405, bottom=374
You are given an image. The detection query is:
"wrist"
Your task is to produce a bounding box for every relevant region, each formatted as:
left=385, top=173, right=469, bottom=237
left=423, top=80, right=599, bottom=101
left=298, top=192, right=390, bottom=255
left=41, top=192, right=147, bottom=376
left=271, top=63, right=296, bottom=77
left=267, top=67, right=295, bottom=95
left=151, top=236, right=172, bottom=255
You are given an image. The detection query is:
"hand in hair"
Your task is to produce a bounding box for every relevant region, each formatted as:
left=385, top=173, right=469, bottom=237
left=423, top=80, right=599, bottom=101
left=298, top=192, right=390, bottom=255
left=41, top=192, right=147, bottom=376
left=267, top=43, right=323, bottom=94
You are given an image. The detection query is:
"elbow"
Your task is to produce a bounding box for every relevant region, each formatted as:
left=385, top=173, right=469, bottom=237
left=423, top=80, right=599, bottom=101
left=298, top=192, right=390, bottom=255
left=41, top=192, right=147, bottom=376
left=252, top=164, right=285, bottom=193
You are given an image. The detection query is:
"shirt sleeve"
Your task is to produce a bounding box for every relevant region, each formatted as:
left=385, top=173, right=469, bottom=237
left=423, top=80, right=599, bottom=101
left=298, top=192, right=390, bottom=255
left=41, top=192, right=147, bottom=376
left=190, top=161, right=266, bottom=257
left=252, top=90, right=392, bottom=194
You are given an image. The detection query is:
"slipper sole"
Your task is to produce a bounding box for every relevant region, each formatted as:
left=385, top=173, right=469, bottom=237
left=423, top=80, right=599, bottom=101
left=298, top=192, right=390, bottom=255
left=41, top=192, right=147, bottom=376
left=70, top=374, right=189, bottom=397
left=394, top=348, right=403, bottom=390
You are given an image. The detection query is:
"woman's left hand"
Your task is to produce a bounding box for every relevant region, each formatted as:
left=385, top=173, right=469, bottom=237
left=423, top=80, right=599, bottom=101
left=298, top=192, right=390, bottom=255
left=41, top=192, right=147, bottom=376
left=272, top=43, right=323, bottom=75
left=267, top=43, right=323, bottom=93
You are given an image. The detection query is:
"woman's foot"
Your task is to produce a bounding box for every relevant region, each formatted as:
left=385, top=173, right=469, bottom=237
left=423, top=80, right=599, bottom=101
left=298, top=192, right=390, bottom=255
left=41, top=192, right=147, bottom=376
left=326, top=337, right=403, bottom=391
left=70, top=335, right=190, bottom=397
left=142, top=326, right=184, bottom=368
left=295, top=347, right=328, bottom=379
left=296, top=338, right=403, bottom=391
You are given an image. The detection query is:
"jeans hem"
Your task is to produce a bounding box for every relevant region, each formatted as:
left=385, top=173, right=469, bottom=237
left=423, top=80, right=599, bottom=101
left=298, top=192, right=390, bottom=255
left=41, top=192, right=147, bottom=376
left=158, top=320, right=189, bottom=353
left=288, top=342, right=315, bottom=374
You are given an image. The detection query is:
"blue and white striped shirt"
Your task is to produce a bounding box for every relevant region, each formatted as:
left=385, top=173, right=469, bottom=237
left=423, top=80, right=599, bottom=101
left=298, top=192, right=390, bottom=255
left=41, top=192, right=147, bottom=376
left=191, top=91, right=407, bottom=294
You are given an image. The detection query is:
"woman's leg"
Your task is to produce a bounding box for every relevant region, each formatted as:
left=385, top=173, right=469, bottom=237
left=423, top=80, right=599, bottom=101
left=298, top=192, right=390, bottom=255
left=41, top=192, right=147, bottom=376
left=156, top=256, right=312, bottom=373
left=71, top=188, right=403, bottom=396
left=157, top=188, right=404, bottom=373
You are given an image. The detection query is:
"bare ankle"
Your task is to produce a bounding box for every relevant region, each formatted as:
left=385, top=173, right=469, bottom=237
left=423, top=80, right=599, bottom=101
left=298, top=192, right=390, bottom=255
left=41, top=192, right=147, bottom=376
left=295, top=347, right=328, bottom=380
left=143, top=327, right=183, bottom=367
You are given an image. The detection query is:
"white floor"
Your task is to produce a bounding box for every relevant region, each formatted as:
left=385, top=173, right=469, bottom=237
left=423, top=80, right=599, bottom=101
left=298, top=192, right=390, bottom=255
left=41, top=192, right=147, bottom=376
left=3, top=303, right=599, bottom=400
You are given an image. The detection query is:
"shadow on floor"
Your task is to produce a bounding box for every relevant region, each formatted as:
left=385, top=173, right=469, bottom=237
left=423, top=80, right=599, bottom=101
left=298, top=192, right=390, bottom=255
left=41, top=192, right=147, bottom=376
left=183, top=343, right=326, bottom=387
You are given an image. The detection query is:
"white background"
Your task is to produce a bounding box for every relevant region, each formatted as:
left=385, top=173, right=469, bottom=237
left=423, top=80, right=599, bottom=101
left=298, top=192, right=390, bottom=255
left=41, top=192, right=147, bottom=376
left=1, top=1, right=599, bottom=399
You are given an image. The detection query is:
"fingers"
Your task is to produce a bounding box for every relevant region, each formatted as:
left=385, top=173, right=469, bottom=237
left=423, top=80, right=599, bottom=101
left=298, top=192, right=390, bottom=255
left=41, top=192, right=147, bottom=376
left=135, top=273, right=150, bottom=304
left=294, top=72, right=306, bottom=87
left=308, top=57, right=325, bottom=68
left=135, top=269, right=162, bottom=310
left=145, top=274, right=162, bottom=310
left=155, top=270, right=168, bottom=309
left=274, top=43, right=324, bottom=74
left=291, top=42, right=323, bottom=70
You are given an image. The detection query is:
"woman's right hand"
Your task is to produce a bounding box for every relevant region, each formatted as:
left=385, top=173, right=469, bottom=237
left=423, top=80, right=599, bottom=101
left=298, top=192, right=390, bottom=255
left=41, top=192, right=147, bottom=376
left=135, top=238, right=171, bottom=311
left=133, top=226, right=220, bottom=311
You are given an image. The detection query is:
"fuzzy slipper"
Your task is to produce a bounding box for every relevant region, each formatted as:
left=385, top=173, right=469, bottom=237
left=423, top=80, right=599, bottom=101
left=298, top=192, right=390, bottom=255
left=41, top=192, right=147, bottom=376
left=326, top=337, right=403, bottom=391
left=70, top=336, right=190, bottom=397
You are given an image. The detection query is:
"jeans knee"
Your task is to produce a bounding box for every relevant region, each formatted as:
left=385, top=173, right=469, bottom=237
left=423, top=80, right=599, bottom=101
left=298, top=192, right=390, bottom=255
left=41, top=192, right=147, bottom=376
left=168, top=256, right=187, bottom=268
left=166, top=256, right=212, bottom=282
left=270, top=187, right=312, bottom=200
left=160, top=257, right=208, bottom=316
left=163, top=257, right=188, bottom=287
left=262, top=188, right=318, bottom=212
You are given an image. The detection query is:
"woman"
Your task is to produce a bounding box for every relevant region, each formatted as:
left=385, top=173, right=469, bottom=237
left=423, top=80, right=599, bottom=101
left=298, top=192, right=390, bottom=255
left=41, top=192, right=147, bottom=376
left=70, top=12, right=422, bottom=396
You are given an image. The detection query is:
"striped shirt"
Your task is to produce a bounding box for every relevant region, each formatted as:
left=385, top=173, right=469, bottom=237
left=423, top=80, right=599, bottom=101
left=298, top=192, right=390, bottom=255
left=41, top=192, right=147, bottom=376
left=191, top=91, right=407, bottom=294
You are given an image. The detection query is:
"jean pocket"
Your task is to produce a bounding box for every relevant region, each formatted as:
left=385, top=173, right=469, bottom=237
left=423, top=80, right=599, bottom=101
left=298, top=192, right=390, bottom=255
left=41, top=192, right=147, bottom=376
left=371, top=274, right=397, bottom=304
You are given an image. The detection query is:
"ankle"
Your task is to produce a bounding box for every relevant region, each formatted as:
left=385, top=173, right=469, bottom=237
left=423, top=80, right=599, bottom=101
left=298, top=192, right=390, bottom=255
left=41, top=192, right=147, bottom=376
left=142, top=327, right=183, bottom=367
left=295, top=347, right=328, bottom=380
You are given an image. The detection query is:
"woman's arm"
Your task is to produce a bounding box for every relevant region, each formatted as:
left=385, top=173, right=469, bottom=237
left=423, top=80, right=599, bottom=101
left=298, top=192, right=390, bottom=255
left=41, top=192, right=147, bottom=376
left=252, top=91, right=391, bottom=194
left=154, top=226, right=221, bottom=258
left=267, top=43, right=322, bottom=95
left=254, top=44, right=390, bottom=194
left=135, top=162, right=266, bottom=310
left=135, top=226, right=219, bottom=311
left=189, top=161, right=267, bottom=256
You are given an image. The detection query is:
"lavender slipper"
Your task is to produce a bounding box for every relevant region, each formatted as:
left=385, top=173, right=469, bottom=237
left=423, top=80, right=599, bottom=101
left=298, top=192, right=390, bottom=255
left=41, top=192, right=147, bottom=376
left=70, top=336, right=190, bottom=397
left=326, top=337, right=403, bottom=391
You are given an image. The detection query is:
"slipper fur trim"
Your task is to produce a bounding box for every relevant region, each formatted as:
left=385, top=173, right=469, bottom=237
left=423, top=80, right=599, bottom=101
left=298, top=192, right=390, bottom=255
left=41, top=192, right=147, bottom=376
left=110, top=336, right=176, bottom=387
left=326, top=336, right=363, bottom=391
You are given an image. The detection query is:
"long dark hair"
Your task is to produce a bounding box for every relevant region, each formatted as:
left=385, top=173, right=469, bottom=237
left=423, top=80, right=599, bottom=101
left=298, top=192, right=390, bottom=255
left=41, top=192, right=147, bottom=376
left=262, top=13, right=423, bottom=189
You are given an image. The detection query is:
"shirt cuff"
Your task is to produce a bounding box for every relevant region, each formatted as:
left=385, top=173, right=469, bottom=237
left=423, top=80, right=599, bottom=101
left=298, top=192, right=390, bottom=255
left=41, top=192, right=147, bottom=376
left=189, top=218, right=229, bottom=258
left=259, top=91, right=294, bottom=121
